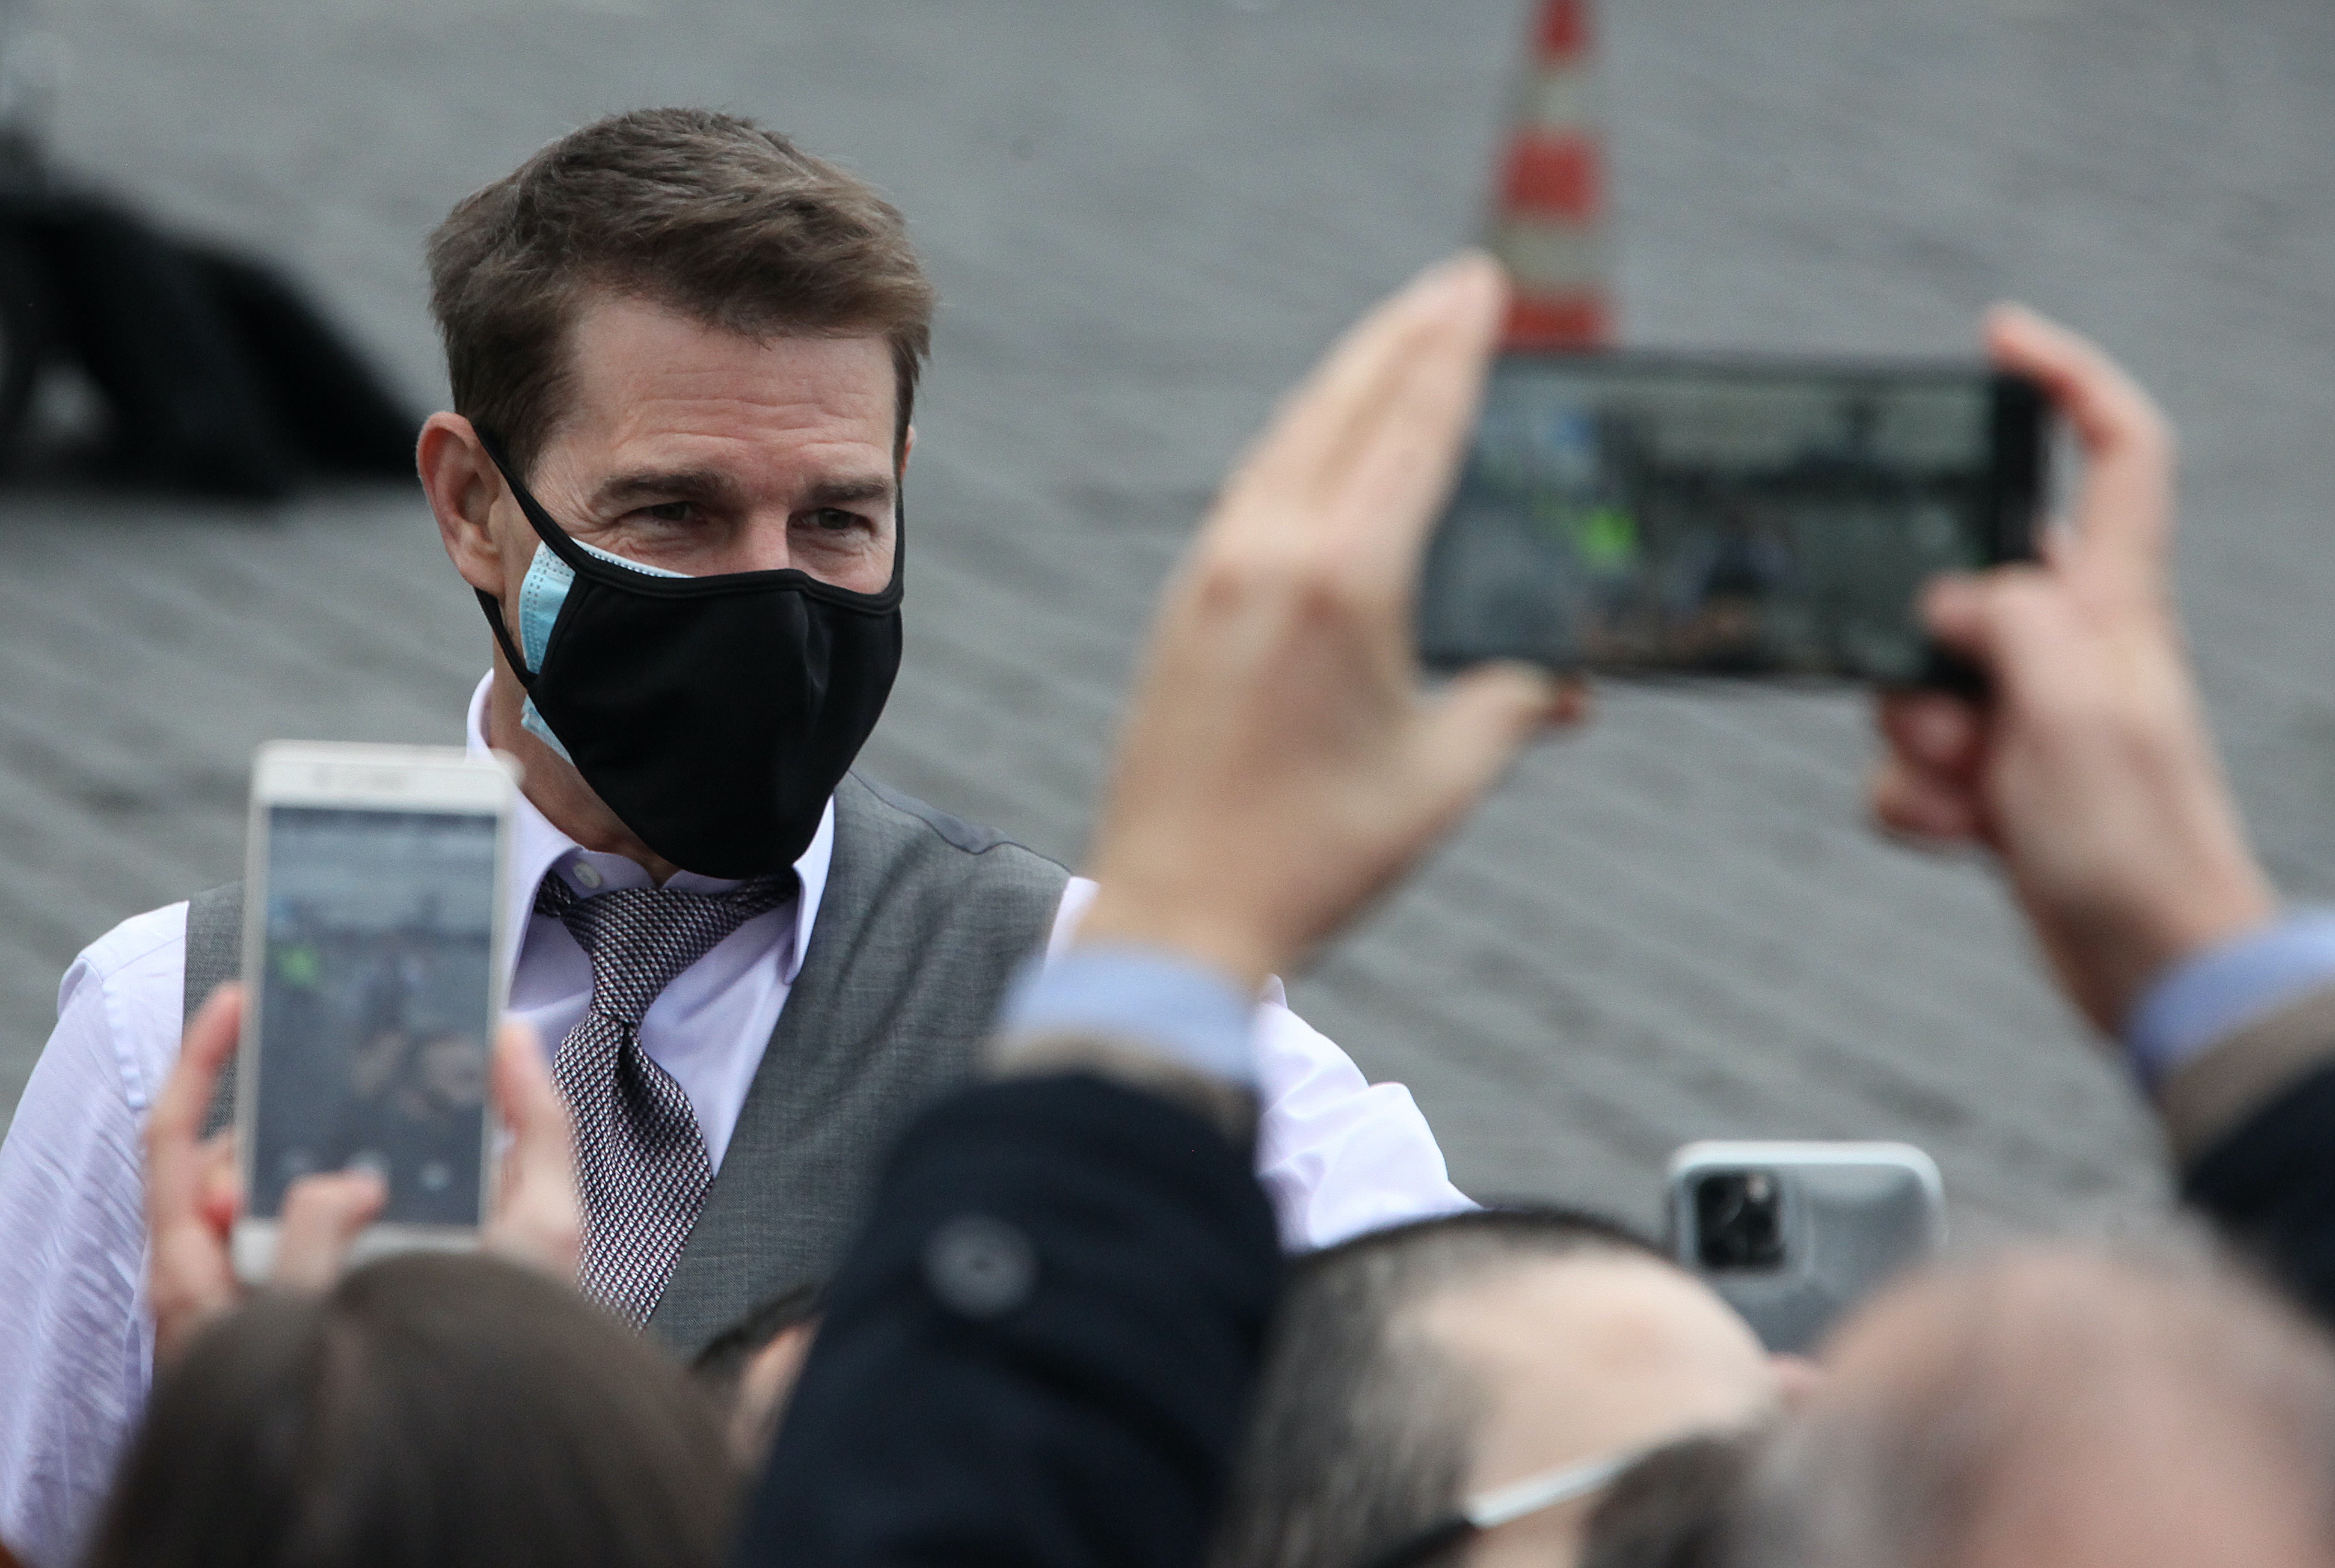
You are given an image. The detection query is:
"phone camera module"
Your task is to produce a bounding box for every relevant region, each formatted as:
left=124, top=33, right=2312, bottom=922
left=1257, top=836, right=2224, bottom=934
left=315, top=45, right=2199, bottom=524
left=1695, top=1169, right=1786, bottom=1270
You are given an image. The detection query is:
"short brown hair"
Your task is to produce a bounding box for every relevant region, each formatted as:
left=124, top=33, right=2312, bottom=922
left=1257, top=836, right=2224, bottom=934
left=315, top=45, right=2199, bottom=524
left=1212, top=1207, right=1662, bottom=1568
left=428, top=107, right=934, bottom=477
left=85, top=1252, right=738, bottom=1568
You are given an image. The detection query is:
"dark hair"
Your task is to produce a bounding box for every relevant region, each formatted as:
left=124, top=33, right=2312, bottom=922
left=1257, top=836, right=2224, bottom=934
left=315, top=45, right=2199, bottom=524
left=1208, top=1206, right=1663, bottom=1568
left=1579, top=1433, right=1757, bottom=1568
left=84, top=1253, right=737, bottom=1568
left=690, top=1279, right=824, bottom=1404
left=427, top=106, right=935, bottom=478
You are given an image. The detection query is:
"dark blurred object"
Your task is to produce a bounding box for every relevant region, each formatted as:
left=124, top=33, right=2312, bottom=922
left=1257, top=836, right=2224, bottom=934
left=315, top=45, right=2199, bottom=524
left=692, top=1279, right=824, bottom=1465
left=0, top=6, right=416, bottom=500
left=1580, top=1433, right=1755, bottom=1568
left=692, top=1279, right=823, bottom=1397
left=8, top=204, right=421, bottom=497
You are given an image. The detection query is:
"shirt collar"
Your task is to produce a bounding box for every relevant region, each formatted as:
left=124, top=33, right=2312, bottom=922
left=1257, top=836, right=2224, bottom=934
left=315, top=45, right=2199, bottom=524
left=464, top=674, right=832, bottom=987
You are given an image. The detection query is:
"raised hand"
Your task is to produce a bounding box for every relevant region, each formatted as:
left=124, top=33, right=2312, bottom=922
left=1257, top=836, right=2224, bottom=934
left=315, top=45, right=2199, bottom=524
left=1079, top=254, right=1584, bottom=988
left=1871, top=305, right=2274, bottom=1035
left=482, top=1017, right=581, bottom=1282
left=147, top=985, right=578, bottom=1367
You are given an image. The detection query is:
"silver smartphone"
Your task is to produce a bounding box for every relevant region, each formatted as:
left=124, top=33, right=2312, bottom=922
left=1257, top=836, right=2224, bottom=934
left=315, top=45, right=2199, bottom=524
left=1665, top=1139, right=1945, bottom=1354
left=231, top=741, right=518, bottom=1281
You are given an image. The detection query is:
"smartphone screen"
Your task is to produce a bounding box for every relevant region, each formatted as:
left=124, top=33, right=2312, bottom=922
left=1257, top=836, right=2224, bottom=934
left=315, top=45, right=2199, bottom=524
left=1418, top=353, right=2048, bottom=681
left=247, top=804, right=499, bottom=1228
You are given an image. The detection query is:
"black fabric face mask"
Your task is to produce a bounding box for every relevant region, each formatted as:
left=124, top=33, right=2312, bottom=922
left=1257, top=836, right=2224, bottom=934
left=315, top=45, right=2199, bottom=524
left=473, top=432, right=903, bottom=880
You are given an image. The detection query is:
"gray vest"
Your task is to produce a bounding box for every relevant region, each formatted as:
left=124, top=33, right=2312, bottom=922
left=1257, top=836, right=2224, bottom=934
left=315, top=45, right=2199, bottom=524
left=183, top=771, right=1069, bottom=1355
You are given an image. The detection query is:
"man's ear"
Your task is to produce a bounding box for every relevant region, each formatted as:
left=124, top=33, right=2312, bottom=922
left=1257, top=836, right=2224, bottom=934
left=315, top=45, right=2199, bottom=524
left=418, top=413, right=511, bottom=596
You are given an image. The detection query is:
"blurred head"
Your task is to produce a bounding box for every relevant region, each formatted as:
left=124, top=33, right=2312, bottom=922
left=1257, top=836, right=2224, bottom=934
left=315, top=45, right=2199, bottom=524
left=691, top=1280, right=824, bottom=1466
left=85, top=1252, right=737, bottom=1568
left=1579, top=1433, right=1758, bottom=1568
left=1210, top=1208, right=1777, bottom=1568
left=1734, top=1245, right=2335, bottom=1568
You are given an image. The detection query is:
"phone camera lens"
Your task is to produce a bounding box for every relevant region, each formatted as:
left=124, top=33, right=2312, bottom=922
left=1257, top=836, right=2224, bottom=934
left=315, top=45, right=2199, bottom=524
left=1695, top=1169, right=1786, bottom=1270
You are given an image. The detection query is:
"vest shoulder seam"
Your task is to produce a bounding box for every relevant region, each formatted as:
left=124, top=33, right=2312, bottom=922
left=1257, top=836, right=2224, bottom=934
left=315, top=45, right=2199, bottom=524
left=845, top=773, right=1069, bottom=874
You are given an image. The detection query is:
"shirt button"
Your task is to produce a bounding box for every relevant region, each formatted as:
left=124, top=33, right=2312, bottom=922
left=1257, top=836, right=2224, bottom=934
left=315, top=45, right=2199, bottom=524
left=572, top=862, right=604, bottom=890
left=924, top=1214, right=1036, bottom=1319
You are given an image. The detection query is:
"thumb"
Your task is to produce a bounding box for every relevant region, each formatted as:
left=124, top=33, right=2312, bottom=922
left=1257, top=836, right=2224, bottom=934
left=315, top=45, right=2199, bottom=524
left=1411, top=661, right=1571, bottom=831
left=486, top=1022, right=580, bottom=1281
left=271, top=1169, right=387, bottom=1293
left=492, top=1022, right=566, bottom=1152
left=1923, top=568, right=2068, bottom=709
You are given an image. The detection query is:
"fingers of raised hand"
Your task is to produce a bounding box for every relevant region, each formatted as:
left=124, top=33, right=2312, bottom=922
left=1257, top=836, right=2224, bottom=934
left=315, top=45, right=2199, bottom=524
left=1218, top=255, right=1503, bottom=569
left=1871, top=688, right=1990, bottom=847
left=149, top=1130, right=247, bottom=1368
left=1401, top=661, right=1572, bottom=851
left=1330, top=257, right=1506, bottom=588
left=197, top=1132, right=242, bottom=1234
left=149, top=1226, right=241, bottom=1368
left=1232, top=254, right=1494, bottom=507
left=1919, top=567, right=2077, bottom=712
left=486, top=1022, right=580, bottom=1282
left=147, top=984, right=245, bottom=1318
left=1877, top=689, right=1984, bottom=778
left=1983, top=304, right=2174, bottom=611
left=150, top=984, right=242, bottom=1179
left=271, top=1171, right=387, bottom=1294
left=1870, top=755, right=1985, bottom=845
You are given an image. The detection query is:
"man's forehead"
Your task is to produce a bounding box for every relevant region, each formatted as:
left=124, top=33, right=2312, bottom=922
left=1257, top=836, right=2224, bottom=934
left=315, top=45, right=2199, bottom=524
left=565, top=287, right=882, bottom=357
left=535, top=297, right=898, bottom=484
left=560, top=295, right=892, bottom=420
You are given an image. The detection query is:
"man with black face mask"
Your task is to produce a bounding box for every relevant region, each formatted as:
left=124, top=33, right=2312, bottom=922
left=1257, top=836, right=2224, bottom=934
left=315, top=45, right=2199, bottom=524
left=0, top=108, right=1472, bottom=1568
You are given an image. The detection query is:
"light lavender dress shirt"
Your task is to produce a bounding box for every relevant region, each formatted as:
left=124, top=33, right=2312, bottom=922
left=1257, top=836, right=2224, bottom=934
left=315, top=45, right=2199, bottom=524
left=0, top=677, right=1471, bottom=1568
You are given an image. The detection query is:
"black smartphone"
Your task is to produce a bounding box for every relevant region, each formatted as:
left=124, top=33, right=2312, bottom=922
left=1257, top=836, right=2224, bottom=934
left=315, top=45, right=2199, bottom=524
left=1417, top=351, right=2050, bottom=683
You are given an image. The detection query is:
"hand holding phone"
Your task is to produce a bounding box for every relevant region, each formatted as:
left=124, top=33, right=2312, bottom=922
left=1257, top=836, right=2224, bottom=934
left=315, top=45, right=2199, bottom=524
left=149, top=984, right=385, bottom=1364
left=152, top=982, right=577, bottom=1364
left=1871, top=307, right=2275, bottom=1037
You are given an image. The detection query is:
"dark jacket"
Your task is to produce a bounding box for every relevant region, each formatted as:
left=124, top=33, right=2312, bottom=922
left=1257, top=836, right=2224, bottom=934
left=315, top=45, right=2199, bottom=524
left=2168, top=987, right=2335, bottom=1325
left=738, top=1072, right=1281, bottom=1568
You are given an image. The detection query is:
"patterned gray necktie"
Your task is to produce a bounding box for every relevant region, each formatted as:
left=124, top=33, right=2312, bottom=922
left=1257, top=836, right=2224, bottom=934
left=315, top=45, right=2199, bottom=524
left=535, top=870, right=792, bottom=1326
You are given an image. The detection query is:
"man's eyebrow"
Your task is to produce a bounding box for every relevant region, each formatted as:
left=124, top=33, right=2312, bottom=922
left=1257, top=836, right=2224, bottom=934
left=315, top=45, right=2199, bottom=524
left=802, top=476, right=897, bottom=510
left=588, top=470, right=896, bottom=512
left=592, top=468, right=741, bottom=511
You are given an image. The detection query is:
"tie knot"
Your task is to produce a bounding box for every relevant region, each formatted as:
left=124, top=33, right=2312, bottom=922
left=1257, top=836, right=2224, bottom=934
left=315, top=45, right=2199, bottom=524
left=536, top=871, right=793, bottom=1027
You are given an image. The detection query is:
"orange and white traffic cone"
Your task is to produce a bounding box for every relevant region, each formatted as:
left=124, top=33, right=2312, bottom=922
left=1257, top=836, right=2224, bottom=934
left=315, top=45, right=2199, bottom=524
left=1488, top=0, right=1609, bottom=350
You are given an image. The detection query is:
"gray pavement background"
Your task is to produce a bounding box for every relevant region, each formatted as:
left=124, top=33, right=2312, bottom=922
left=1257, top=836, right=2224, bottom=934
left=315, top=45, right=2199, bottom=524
left=4, top=0, right=2333, bottom=1240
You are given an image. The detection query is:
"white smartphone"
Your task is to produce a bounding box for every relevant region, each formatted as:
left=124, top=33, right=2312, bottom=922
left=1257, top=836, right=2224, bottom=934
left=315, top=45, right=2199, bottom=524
left=1665, top=1139, right=1945, bottom=1355
left=232, top=741, right=518, bottom=1282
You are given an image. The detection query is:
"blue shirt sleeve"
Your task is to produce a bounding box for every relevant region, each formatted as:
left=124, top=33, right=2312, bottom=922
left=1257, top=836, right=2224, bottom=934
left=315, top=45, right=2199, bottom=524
left=1000, top=945, right=1259, bottom=1089
left=2126, top=911, right=2335, bottom=1090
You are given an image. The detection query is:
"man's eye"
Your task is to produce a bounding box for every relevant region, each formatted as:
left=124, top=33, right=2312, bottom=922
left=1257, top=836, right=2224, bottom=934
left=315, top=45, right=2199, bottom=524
left=805, top=508, right=867, bottom=534
left=642, top=501, right=695, bottom=524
